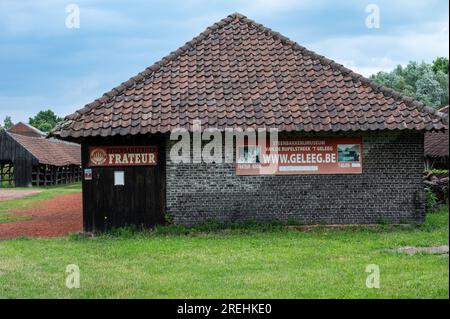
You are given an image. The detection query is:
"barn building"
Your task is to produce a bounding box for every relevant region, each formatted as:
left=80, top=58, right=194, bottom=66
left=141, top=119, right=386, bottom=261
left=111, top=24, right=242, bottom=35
left=424, top=106, right=449, bottom=169
left=0, top=122, right=81, bottom=187
left=51, top=14, right=448, bottom=232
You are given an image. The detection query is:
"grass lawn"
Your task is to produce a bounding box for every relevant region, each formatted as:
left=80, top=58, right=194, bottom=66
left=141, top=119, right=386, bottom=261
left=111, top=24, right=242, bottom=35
left=0, top=184, right=448, bottom=298
left=0, top=183, right=81, bottom=223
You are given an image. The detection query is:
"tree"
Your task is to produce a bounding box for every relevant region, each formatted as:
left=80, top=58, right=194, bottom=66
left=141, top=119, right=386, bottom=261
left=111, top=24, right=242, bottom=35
left=370, top=59, right=449, bottom=109
left=434, top=70, right=449, bottom=106
left=3, top=116, right=14, bottom=129
left=432, top=57, right=449, bottom=75
left=28, top=110, right=63, bottom=132
left=0, top=116, right=14, bottom=131
left=415, top=69, right=444, bottom=108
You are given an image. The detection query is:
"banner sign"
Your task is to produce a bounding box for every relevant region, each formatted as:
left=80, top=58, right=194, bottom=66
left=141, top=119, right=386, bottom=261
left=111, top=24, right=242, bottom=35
left=88, top=146, right=158, bottom=167
left=236, top=137, right=362, bottom=175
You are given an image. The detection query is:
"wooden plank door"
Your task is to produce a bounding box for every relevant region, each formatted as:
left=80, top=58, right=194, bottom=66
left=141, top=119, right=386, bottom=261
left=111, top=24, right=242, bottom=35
left=82, top=138, right=166, bottom=232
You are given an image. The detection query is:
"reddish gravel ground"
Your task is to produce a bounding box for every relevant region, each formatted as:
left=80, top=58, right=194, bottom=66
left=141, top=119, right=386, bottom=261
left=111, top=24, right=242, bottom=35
left=0, top=193, right=82, bottom=239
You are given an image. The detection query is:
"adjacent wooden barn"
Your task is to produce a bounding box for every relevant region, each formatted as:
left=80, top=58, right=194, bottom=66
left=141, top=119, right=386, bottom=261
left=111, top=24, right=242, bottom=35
left=0, top=122, right=81, bottom=187
left=424, top=106, right=449, bottom=169
left=51, top=13, right=448, bottom=232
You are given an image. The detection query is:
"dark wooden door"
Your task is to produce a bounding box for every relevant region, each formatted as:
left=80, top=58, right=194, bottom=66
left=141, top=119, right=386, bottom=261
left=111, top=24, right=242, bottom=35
left=82, top=136, right=166, bottom=232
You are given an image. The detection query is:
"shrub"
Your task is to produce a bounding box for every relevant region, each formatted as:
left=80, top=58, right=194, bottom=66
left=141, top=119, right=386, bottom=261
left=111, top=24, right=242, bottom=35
left=164, top=212, right=174, bottom=225
left=430, top=169, right=449, bottom=174
left=375, top=217, right=389, bottom=225
left=287, top=216, right=298, bottom=225
left=425, top=187, right=438, bottom=213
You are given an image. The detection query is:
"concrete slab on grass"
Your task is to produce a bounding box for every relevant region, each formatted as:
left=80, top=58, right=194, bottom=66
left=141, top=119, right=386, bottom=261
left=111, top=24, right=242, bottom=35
left=395, top=245, right=449, bottom=255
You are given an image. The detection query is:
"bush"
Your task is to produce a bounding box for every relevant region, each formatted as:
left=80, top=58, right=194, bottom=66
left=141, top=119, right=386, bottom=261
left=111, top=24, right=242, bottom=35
left=425, top=187, right=438, bottom=213
left=287, top=216, right=299, bottom=225
left=430, top=169, right=449, bottom=174
left=164, top=212, right=174, bottom=225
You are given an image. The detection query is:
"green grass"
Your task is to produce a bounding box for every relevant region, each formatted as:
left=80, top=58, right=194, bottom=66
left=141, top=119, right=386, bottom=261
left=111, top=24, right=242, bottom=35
left=0, top=183, right=81, bottom=223
left=0, top=204, right=448, bottom=298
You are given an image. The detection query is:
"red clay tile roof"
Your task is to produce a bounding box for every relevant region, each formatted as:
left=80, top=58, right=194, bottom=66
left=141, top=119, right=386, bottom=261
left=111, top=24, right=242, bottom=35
left=425, top=106, right=449, bottom=158
left=8, top=133, right=81, bottom=166
left=52, top=13, right=448, bottom=139
left=7, top=122, right=46, bottom=138
left=425, top=131, right=449, bottom=158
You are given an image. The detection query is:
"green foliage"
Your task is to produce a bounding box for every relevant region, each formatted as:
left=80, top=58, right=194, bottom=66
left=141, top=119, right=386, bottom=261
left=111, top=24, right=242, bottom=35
left=107, top=225, right=142, bottom=238
left=28, top=109, right=63, bottom=132
left=430, top=169, right=449, bottom=174
left=415, top=69, right=445, bottom=107
left=0, top=115, right=14, bottom=131
left=375, top=216, right=391, bottom=225
left=287, top=215, right=299, bottom=225
left=3, top=116, right=14, bottom=129
left=426, top=187, right=438, bottom=214
left=434, top=70, right=450, bottom=106
left=370, top=59, right=449, bottom=108
left=152, top=224, right=191, bottom=236
left=432, top=57, right=449, bottom=74
left=417, top=204, right=449, bottom=232
left=189, top=218, right=283, bottom=233
left=164, top=212, right=174, bottom=225
left=103, top=219, right=284, bottom=237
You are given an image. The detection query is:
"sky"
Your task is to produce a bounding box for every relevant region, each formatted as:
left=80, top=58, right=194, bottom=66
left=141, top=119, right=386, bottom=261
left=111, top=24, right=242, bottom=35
left=0, top=0, right=448, bottom=123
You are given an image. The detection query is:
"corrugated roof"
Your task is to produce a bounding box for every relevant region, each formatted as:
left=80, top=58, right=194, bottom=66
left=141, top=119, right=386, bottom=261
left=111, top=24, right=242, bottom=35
left=52, top=13, right=448, bottom=139
left=8, top=133, right=81, bottom=166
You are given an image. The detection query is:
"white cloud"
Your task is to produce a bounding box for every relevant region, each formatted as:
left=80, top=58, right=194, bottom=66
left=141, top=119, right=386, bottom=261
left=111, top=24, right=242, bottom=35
left=234, top=0, right=320, bottom=17
left=79, top=7, right=138, bottom=31
left=305, top=24, right=449, bottom=77
left=0, top=0, right=59, bottom=36
left=0, top=0, right=137, bottom=36
left=339, top=58, right=398, bottom=77
left=0, top=72, right=108, bottom=122
left=0, top=0, right=448, bottom=122
left=0, top=95, right=50, bottom=123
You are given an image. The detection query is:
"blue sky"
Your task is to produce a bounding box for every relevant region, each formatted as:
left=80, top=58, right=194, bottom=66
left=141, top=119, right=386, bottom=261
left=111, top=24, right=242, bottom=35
left=0, top=0, right=448, bottom=123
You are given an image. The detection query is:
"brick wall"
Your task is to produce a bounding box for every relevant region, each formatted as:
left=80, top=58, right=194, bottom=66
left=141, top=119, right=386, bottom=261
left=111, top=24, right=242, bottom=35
left=165, top=131, right=425, bottom=225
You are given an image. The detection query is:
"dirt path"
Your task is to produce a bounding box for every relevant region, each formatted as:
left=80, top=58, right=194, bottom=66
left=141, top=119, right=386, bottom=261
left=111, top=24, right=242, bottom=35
left=0, top=193, right=82, bottom=239
left=0, top=189, right=42, bottom=201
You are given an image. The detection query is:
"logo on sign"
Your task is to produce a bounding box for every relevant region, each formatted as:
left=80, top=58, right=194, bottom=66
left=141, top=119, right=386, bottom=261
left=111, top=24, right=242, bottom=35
left=90, top=148, right=107, bottom=165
